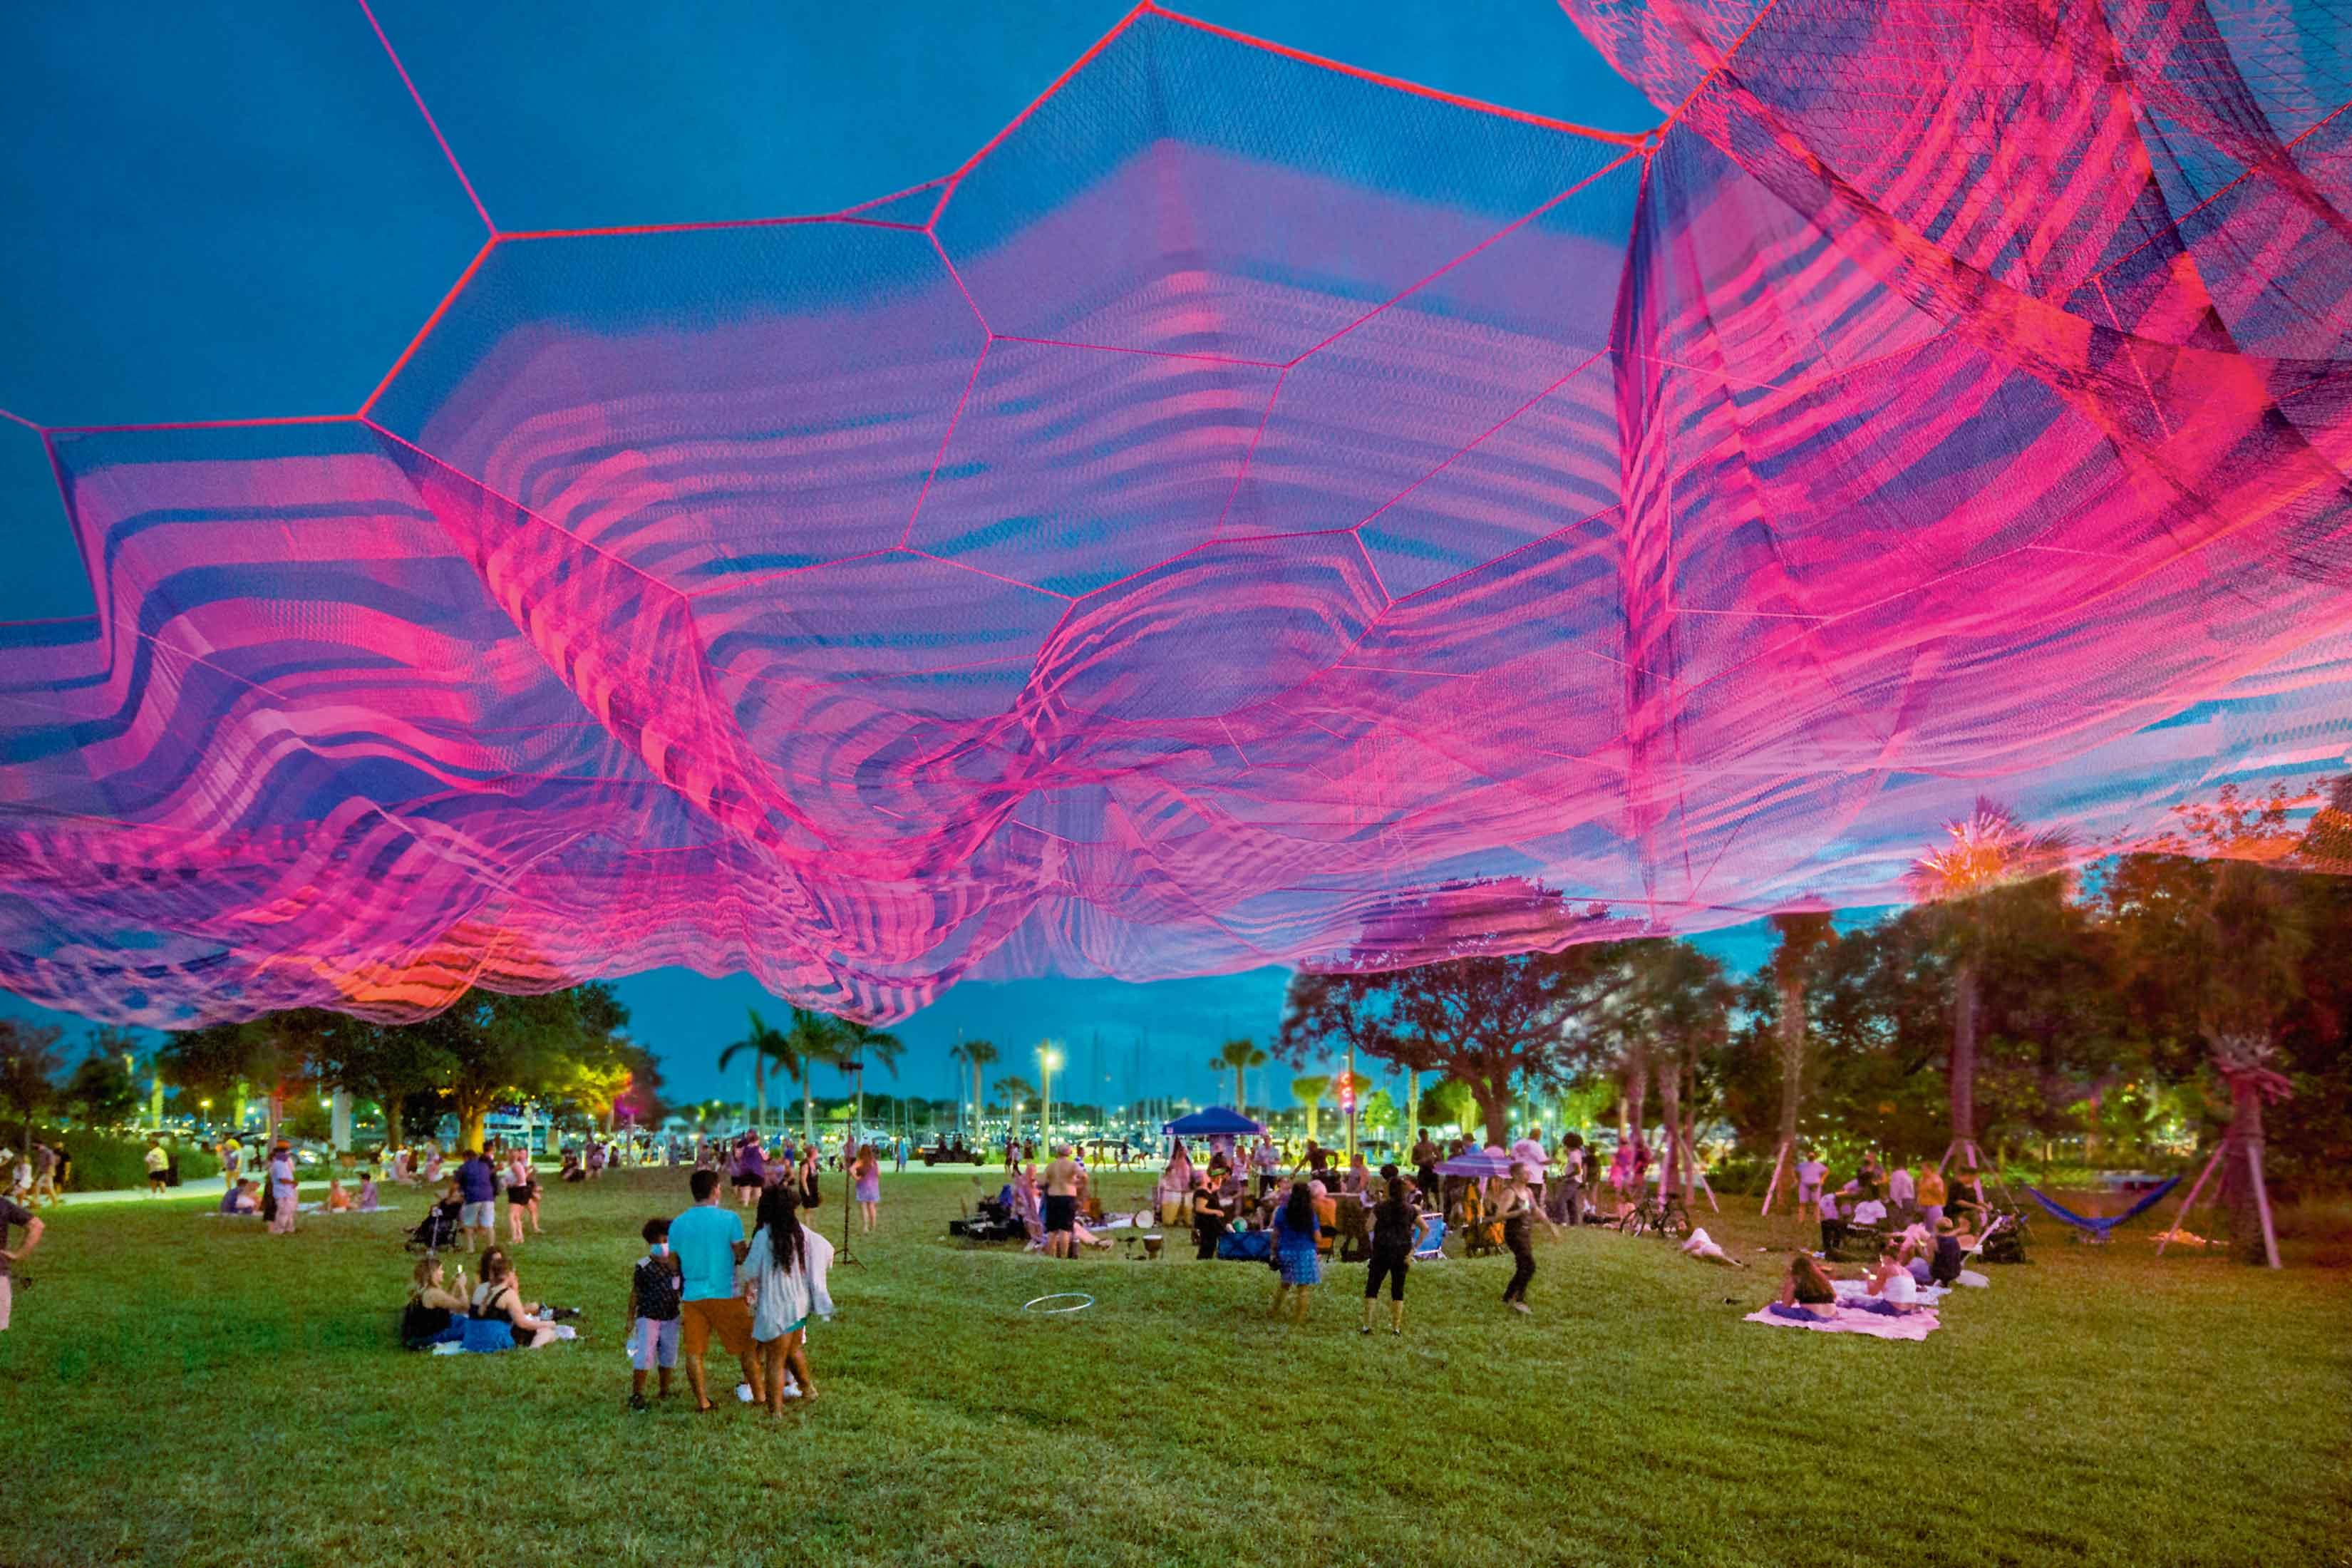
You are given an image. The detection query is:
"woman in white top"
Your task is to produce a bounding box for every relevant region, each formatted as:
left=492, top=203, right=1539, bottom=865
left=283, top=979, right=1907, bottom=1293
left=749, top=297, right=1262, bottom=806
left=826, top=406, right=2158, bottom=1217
left=746, top=1184, right=834, bottom=1418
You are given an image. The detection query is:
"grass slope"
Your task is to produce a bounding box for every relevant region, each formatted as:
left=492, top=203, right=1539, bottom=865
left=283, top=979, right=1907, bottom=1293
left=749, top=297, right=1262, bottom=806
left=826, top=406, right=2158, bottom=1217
left=1, top=1167, right=2345, bottom=1567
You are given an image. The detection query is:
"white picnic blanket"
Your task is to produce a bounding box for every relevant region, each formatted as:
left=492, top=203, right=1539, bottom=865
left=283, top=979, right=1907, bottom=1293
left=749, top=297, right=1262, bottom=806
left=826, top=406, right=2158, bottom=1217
left=1745, top=1302, right=1941, bottom=1340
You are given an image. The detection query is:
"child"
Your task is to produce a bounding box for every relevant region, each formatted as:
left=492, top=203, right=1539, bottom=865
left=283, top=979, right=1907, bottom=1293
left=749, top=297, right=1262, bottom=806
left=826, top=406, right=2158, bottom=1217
left=626, top=1217, right=683, bottom=1410
left=326, top=1178, right=352, bottom=1212
left=355, top=1170, right=380, bottom=1212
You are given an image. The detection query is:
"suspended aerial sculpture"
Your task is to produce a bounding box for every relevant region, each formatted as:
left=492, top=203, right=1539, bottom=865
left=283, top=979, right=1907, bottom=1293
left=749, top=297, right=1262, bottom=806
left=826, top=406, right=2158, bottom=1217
left=1, top=0, right=2346, bottom=1026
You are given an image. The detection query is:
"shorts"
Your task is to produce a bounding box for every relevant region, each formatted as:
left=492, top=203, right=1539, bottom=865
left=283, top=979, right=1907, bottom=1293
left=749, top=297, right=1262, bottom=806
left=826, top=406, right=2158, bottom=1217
left=507, top=1184, right=535, bottom=1206
left=460, top=1201, right=497, bottom=1229
left=680, top=1296, right=755, bottom=1359
left=631, top=1316, right=681, bottom=1371
left=1043, top=1194, right=1077, bottom=1234
left=1796, top=1184, right=1821, bottom=1205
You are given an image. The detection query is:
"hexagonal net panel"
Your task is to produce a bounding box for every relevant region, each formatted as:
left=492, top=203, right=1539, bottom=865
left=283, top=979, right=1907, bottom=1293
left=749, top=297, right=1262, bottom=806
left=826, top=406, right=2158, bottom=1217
left=2, top=1, right=2349, bottom=1026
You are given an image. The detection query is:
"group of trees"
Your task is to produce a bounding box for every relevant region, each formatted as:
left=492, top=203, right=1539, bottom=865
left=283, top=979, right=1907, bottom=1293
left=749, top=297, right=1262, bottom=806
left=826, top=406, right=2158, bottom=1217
left=3, top=981, right=664, bottom=1156
left=717, top=1006, right=903, bottom=1143
left=1272, top=788, right=2352, bottom=1264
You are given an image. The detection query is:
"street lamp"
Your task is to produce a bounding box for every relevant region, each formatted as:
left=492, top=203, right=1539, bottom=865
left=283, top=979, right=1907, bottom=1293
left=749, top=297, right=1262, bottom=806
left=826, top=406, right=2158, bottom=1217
left=1038, top=1044, right=1063, bottom=1149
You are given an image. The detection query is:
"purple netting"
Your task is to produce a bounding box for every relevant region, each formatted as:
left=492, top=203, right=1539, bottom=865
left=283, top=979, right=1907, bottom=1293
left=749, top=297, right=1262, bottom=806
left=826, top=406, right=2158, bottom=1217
left=1, top=4, right=2347, bottom=1026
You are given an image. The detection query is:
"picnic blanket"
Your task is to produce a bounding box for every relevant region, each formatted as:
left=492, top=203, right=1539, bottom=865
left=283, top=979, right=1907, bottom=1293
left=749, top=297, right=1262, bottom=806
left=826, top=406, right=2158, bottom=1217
left=1745, top=1301, right=1941, bottom=1340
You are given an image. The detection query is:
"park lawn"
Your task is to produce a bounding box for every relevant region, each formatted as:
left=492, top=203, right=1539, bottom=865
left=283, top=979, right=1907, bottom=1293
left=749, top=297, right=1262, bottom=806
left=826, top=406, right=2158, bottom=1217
left=0, top=1166, right=2345, bottom=1568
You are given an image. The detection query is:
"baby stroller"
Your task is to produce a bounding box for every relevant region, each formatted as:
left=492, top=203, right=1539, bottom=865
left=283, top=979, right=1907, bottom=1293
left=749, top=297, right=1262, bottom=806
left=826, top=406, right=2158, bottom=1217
left=405, top=1197, right=461, bottom=1252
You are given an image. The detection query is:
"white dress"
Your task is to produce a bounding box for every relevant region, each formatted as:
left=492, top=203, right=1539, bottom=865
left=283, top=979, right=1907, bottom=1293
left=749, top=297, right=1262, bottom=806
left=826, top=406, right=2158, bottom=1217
left=745, top=1223, right=835, bottom=1341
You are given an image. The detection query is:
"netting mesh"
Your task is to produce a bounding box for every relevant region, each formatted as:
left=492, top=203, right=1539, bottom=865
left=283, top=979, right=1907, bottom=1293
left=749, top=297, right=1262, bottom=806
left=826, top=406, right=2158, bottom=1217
left=2, top=2, right=2347, bottom=1026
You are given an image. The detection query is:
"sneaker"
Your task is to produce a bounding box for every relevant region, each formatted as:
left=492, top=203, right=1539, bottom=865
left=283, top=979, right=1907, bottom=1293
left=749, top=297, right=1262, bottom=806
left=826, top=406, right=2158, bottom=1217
left=1390, top=1326, right=1401, bottom=1336
left=735, top=1382, right=755, bottom=1403
left=626, top=1393, right=649, bottom=1413
left=1510, top=1301, right=1532, bottom=1315
left=1359, top=1325, right=1372, bottom=1336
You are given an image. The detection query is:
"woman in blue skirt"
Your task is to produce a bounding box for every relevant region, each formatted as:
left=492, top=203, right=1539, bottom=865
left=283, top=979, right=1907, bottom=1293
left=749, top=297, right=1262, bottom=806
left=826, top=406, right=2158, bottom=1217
left=1268, top=1180, right=1322, bottom=1325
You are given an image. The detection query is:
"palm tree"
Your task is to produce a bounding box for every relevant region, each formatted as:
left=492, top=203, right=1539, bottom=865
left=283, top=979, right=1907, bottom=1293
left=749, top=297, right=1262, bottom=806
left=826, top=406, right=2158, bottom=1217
left=1620, top=941, right=1733, bottom=1203
left=716, top=1009, right=790, bottom=1134
left=1760, top=907, right=1837, bottom=1214
left=781, top=1008, right=843, bottom=1149
left=830, top=1020, right=904, bottom=1144
left=1905, top=798, right=2069, bottom=1172
left=994, top=1075, right=1038, bottom=1143
left=1209, top=1038, right=1268, bottom=1115
left=1290, top=1074, right=1331, bottom=1143
left=952, top=1039, right=999, bottom=1138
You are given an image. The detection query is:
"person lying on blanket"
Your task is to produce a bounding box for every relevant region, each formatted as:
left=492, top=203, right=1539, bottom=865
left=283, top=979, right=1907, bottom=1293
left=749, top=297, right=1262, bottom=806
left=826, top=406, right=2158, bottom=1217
left=1769, top=1254, right=1840, bottom=1321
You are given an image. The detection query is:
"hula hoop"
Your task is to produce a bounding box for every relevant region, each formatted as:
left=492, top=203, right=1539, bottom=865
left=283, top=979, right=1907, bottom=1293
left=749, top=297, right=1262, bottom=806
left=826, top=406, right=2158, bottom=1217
left=1021, top=1292, right=1095, bottom=1314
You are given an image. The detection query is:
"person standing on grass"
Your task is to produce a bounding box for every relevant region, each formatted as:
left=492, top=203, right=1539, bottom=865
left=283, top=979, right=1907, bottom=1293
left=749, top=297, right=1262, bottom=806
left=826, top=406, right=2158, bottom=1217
left=0, top=1190, right=43, bottom=1332
left=1269, top=1180, right=1322, bottom=1324
left=267, top=1141, right=299, bottom=1234
left=220, top=1137, right=242, bottom=1195
left=672, top=1169, right=763, bottom=1412
left=504, top=1147, right=538, bottom=1244
left=852, top=1145, right=882, bottom=1235
left=626, top=1217, right=682, bottom=1410
left=1041, top=1145, right=1080, bottom=1259
left=1491, top=1162, right=1558, bottom=1315
left=1361, top=1177, right=1415, bottom=1336
left=1887, top=1155, right=1915, bottom=1216
left=733, top=1134, right=766, bottom=1209
left=145, top=1135, right=170, bottom=1197
left=1914, top=1161, right=1946, bottom=1231
left=454, top=1147, right=497, bottom=1253
left=1794, top=1147, right=1827, bottom=1223
left=746, top=1184, right=833, bottom=1418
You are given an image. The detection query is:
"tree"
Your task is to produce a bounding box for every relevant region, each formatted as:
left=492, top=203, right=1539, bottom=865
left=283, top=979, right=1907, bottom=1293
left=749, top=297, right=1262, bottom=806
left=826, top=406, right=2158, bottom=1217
left=0, top=1019, right=63, bottom=1155
left=2105, top=785, right=2314, bottom=1266
left=427, top=989, right=598, bottom=1152
left=1604, top=941, right=1733, bottom=1202
left=1289, top=1074, right=1331, bottom=1143
left=1284, top=929, right=1636, bottom=1147
left=1280, top=969, right=1441, bottom=1143
left=780, top=1008, right=845, bottom=1146
left=829, top=1019, right=904, bottom=1140
left=721, top=1009, right=782, bottom=1132
left=306, top=1014, right=450, bottom=1152
left=1209, top=1038, right=1268, bottom=1115
left=1904, top=798, right=2069, bottom=1170
left=62, top=1050, right=139, bottom=1128
left=1760, top=909, right=1837, bottom=1212
left=951, top=1039, right=999, bottom=1136
left=994, top=1075, right=1037, bottom=1140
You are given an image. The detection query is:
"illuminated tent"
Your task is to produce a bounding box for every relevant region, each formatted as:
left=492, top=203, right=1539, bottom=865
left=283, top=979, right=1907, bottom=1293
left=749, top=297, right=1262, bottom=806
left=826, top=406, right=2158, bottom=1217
left=1, top=1, right=2346, bottom=1026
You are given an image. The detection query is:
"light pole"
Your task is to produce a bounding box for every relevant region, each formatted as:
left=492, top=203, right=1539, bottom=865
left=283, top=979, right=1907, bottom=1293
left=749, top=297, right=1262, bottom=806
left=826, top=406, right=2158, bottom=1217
left=1039, top=1043, right=1063, bottom=1150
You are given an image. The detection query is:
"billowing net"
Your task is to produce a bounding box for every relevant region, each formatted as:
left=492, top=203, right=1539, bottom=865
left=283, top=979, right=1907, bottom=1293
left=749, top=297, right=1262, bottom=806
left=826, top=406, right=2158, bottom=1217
left=2, top=2, right=2347, bottom=1026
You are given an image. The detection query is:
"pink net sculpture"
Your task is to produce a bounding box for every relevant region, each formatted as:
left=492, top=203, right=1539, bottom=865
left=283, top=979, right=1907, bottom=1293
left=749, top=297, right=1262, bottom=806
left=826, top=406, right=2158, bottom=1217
left=1, top=2, right=2346, bottom=1026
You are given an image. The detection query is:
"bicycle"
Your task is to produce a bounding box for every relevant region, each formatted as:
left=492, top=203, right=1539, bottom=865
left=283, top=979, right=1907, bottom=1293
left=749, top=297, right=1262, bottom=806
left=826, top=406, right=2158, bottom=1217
left=1613, top=1190, right=1693, bottom=1241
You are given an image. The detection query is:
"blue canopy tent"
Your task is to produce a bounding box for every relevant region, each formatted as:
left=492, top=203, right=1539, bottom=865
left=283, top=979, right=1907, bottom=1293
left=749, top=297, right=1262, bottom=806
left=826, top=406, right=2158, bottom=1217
left=1162, top=1107, right=1266, bottom=1139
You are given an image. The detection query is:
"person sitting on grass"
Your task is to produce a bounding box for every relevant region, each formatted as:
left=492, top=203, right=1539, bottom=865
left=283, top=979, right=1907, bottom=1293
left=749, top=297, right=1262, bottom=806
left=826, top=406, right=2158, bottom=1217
left=403, top=1254, right=470, bottom=1349
left=354, top=1170, right=381, bottom=1212
left=1859, top=1244, right=1924, bottom=1315
left=626, top=1217, right=682, bottom=1410
left=1770, top=1253, right=1840, bottom=1321
left=1268, top=1180, right=1322, bottom=1325
left=326, top=1178, right=352, bottom=1213
left=220, top=1179, right=259, bottom=1216
left=466, top=1247, right=561, bottom=1351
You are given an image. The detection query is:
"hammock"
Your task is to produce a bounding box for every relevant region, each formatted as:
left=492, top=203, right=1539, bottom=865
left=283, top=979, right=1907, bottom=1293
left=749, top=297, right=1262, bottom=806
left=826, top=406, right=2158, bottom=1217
left=2021, top=1177, right=2182, bottom=1241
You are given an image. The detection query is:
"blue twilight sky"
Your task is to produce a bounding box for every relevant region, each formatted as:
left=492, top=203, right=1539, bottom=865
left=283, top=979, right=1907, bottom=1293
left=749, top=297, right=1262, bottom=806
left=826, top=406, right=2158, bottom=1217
left=1, top=0, right=1834, bottom=1109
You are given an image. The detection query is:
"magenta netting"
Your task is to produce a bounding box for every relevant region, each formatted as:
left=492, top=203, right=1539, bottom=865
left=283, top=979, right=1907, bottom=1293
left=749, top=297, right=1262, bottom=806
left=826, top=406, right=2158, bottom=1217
left=2, top=2, right=2348, bottom=1026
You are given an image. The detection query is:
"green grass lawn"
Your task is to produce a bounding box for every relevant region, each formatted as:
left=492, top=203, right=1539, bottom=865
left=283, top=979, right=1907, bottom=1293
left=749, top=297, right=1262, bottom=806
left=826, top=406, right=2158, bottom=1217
left=3, top=1166, right=2346, bottom=1567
